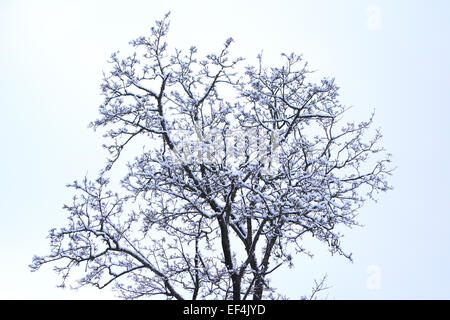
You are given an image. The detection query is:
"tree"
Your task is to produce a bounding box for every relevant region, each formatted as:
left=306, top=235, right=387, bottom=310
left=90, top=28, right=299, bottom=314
left=30, top=14, right=393, bottom=300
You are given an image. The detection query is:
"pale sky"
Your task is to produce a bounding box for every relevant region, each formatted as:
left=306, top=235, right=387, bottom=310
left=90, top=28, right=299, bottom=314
left=1, top=0, right=449, bottom=299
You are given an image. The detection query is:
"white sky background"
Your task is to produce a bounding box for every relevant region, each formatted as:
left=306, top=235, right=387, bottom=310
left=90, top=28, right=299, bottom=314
left=0, top=0, right=449, bottom=299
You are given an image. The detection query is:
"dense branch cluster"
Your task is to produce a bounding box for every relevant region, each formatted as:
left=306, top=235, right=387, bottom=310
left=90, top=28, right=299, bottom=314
left=31, top=14, right=392, bottom=300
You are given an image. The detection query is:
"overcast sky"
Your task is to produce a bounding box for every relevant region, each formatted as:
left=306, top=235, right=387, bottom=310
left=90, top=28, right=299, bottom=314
left=1, top=0, right=449, bottom=299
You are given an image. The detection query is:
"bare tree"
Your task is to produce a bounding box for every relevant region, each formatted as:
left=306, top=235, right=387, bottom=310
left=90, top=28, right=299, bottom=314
left=30, top=14, right=393, bottom=300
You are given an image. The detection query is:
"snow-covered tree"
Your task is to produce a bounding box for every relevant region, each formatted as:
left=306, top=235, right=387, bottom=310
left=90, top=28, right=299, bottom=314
left=31, top=14, right=393, bottom=300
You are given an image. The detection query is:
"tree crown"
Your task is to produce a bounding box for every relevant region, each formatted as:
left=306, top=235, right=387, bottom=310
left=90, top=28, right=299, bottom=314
left=31, top=14, right=393, bottom=300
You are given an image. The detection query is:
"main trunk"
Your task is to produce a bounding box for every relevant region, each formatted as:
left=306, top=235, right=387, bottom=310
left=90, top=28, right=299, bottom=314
left=253, top=275, right=265, bottom=300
